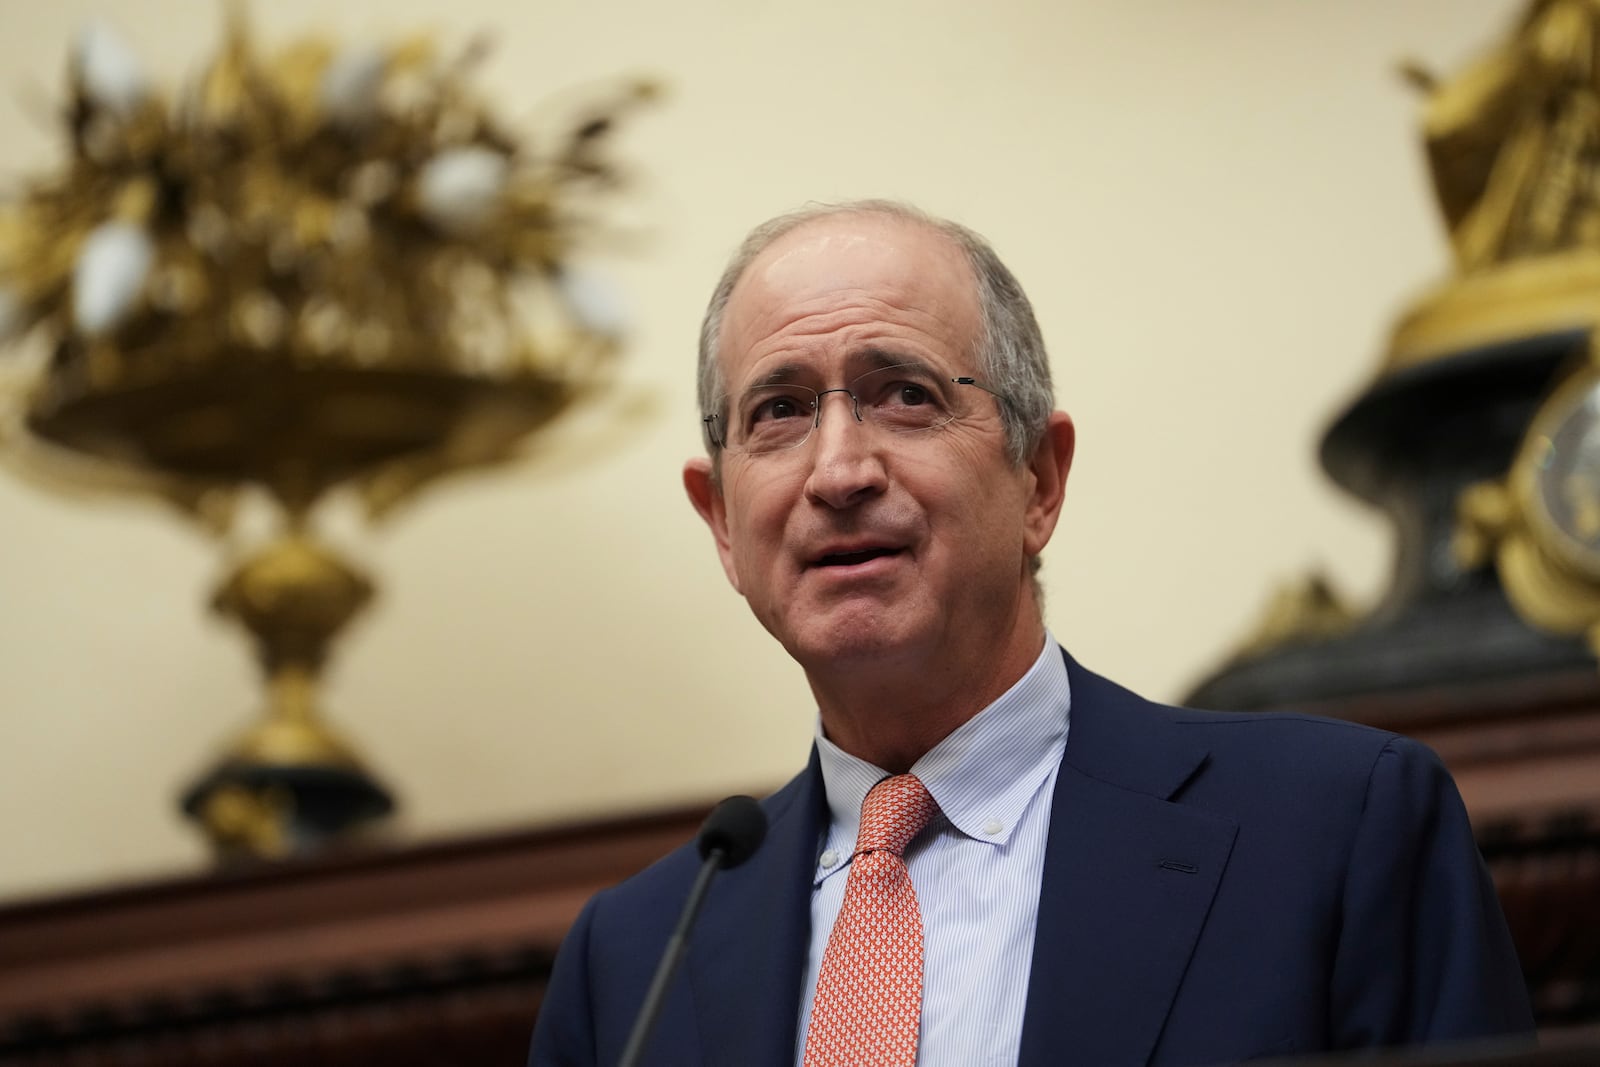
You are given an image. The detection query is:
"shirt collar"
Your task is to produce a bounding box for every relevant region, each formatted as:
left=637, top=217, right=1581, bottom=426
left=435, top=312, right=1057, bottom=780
left=814, top=633, right=1072, bottom=853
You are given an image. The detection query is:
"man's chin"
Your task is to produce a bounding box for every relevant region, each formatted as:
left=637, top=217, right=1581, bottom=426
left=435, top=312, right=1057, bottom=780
left=778, top=610, right=928, bottom=674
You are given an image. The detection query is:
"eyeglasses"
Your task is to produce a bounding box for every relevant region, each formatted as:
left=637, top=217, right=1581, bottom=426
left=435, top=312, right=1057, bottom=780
left=704, top=362, right=1002, bottom=455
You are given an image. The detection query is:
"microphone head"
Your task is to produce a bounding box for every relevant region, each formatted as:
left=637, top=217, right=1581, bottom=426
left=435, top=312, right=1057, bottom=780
left=697, top=795, right=767, bottom=870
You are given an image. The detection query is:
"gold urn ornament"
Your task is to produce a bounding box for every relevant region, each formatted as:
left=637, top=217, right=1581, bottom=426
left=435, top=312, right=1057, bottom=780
left=0, top=13, right=653, bottom=860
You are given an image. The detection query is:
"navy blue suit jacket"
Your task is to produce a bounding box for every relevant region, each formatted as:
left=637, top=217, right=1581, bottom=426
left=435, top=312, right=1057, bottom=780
left=529, top=653, right=1534, bottom=1066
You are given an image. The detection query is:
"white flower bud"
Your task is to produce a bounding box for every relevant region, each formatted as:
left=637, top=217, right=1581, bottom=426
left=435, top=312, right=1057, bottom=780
left=559, top=265, right=629, bottom=339
left=73, top=221, right=154, bottom=335
left=416, top=146, right=508, bottom=236
left=74, top=22, right=149, bottom=118
left=321, top=44, right=386, bottom=125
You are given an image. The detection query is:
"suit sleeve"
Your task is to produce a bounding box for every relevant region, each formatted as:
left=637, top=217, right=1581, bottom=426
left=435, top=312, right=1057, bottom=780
left=528, top=894, right=602, bottom=1067
left=1328, top=736, right=1535, bottom=1047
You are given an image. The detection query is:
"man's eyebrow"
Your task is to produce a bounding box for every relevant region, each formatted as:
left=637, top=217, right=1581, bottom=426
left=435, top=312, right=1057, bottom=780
left=850, top=348, right=934, bottom=376
left=737, top=350, right=934, bottom=392
left=747, top=363, right=811, bottom=388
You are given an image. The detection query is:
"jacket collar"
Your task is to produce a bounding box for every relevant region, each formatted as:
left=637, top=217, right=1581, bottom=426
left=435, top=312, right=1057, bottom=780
left=1018, top=651, right=1236, bottom=1067
left=1059, top=649, right=1213, bottom=799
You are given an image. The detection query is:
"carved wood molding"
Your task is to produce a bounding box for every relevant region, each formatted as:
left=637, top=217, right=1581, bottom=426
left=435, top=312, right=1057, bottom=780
left=0, top=804, right=710, bottom=1065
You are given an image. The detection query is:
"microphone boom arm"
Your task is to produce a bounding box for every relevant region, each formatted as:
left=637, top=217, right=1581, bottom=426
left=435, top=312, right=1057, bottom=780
left=615, top=847, right=723, bottom=1067
left=615, top=794, right=766, bottom=1067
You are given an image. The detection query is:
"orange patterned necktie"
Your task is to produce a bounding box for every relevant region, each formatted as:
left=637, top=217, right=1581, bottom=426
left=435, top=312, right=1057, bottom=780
left=803, top=773, right=941, bottom=1067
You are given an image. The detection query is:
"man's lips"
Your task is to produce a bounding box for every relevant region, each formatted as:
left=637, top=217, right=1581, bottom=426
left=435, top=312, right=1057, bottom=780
left=809, top=545, right=906, bottom=568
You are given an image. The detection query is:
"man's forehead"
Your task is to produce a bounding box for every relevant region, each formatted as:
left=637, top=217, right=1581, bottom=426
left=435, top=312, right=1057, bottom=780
left=741, top=214, right=965, bottom=298
left=718, top=213, right=978, bottom=372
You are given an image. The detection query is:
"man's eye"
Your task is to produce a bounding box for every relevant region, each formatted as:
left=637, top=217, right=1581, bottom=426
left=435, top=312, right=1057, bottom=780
left=751, top=394, right=809, bottom=423
left=869, top=380, right=938, bottom=409
left=892, top=383, right=931, bottom=406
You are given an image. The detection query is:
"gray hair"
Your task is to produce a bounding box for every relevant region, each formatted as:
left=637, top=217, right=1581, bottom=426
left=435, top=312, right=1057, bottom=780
left=696, top=199, right=1055, bottom=467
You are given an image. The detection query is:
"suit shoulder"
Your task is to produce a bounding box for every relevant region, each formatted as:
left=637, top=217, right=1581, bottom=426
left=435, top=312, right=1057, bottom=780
left=1066, top=651, right=1409, bottom=771
left=1172, top=704, right=1395, bottom=740
left=1162, top=703, right=1452, bottom=801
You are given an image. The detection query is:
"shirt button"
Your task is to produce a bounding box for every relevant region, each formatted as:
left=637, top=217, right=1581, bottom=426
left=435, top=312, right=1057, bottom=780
left=983, top=819, right=1004, bottom=836
left=819, top=849, right=840, bottom=869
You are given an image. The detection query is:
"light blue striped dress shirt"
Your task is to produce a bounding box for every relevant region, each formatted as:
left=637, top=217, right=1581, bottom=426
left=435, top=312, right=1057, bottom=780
left=795, top=635, right=1072, bottom=1067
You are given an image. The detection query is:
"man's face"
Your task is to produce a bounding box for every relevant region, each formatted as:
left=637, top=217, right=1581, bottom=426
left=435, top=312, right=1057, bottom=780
left=684, top=214, right=1069, bottom=678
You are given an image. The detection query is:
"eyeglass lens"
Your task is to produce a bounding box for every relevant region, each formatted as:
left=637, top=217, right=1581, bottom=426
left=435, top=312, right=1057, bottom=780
left=723, top=363, right=968, bottom=454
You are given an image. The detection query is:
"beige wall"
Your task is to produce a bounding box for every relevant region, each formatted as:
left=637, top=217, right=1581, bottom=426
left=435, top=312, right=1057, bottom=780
left=0, top=0, right=1515, bottom=901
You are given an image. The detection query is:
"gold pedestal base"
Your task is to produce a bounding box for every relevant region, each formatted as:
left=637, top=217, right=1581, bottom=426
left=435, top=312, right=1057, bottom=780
left=184, top=534, right=393, bottom=860
left=1387, top=251, right=1600, bottom=374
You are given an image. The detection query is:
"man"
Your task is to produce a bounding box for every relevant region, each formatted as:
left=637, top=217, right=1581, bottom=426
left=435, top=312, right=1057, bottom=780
left=530, top=201, right=1533, bottom=1066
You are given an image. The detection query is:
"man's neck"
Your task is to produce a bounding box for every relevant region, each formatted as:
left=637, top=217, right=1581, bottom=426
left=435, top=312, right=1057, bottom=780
left=806, top=620, right=1048, bottom=773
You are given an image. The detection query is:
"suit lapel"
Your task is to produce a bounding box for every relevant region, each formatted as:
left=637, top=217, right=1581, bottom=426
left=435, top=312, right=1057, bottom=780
left=686, top=752, right=826, bottom=1067
left=1017, top=656, right=1238, bottom=1067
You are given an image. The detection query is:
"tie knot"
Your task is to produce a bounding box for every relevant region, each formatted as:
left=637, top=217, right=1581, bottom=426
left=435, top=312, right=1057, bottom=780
left=855, top=774, right=939, bottom=857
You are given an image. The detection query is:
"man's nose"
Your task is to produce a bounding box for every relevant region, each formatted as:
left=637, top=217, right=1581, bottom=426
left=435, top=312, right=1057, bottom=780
left=803, top=391, right=887, bottom=509
left=811, top=386, right=862, bottom=429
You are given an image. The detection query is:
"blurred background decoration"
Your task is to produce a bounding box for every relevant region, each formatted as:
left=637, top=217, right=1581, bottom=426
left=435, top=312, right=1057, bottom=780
left=0, top=8, right=654, bottom=860
left=1188, top=0, right=1600, bottom=1028
left=1190, top=0, right=1600, bottom=711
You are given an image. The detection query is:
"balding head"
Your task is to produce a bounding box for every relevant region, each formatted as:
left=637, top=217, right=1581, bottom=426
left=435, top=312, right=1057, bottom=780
left=696, top=200, right=1055, bottom=467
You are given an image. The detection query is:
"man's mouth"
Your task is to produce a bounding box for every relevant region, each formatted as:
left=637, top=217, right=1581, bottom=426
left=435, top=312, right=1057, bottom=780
left=813, top=546, right=903, bottom=568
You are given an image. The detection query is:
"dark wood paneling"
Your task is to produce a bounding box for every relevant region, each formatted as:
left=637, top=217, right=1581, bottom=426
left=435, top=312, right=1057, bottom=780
left=0, top=806, right=709, bottom=1066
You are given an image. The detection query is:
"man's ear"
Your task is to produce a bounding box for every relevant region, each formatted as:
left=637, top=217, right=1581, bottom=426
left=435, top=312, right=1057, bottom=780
left=683, top=457, right=744, bottom=593
left=1022, top=410, right=1075, bottom=558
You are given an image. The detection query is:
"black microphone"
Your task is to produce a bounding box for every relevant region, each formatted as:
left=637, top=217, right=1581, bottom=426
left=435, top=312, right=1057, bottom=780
left=695, top=793, right=768, bottom=868
left=615, top=795, right=768, bottom=1067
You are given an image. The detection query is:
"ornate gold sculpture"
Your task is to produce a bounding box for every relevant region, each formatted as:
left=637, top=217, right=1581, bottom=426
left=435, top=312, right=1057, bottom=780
left=1391, top=0, right=1600, bottom=369
left=1427, top=2, right=1600, bottom=662
left=1215, top=0, right=1600, bottom=671
left=0, top=13, right=652, bottom=859
left=1230, top=573, right=1359, bottom=661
